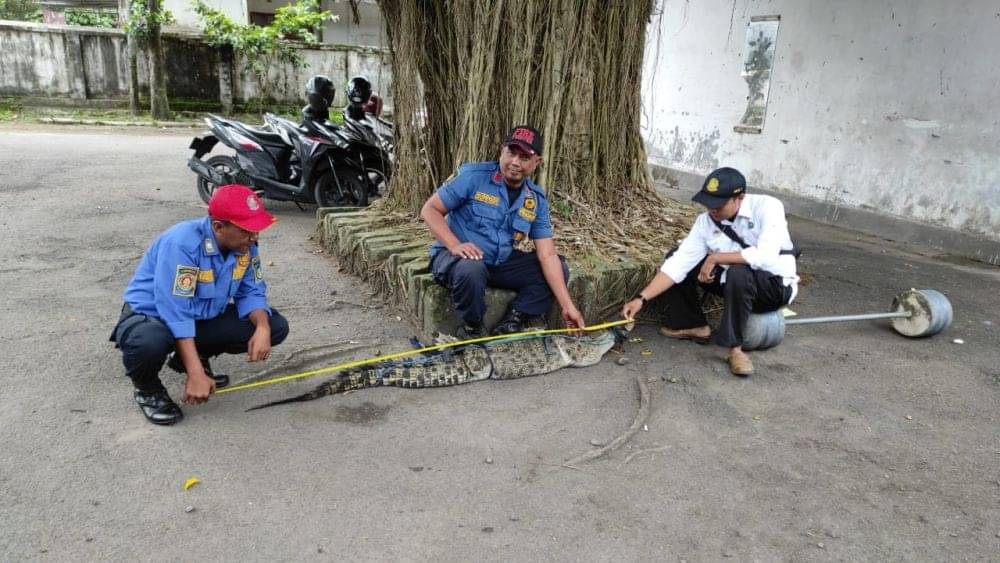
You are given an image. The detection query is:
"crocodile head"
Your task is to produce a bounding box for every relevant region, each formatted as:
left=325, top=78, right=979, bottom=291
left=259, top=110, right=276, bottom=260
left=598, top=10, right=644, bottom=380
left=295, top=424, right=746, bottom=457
left=557, top=329, right=619, bottom=366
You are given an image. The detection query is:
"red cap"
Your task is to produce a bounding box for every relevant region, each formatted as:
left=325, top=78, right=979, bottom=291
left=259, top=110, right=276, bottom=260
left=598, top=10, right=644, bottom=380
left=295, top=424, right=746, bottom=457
left=207, top=185, right=276, bottom=232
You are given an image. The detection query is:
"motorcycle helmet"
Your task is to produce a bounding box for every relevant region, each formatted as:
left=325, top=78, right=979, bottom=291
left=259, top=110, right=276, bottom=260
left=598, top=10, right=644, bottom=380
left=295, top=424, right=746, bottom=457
left=346, top=76, right=373, bottom=105
left=305, top=75, right=335, bottom=113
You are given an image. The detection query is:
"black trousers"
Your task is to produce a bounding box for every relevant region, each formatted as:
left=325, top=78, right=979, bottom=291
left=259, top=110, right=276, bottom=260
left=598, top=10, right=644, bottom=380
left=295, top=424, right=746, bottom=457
left=110, top=304, right=290, bottom=393
left=663, top=256, right=791, bottom=348
left=431, top=250, right=569, bottom=325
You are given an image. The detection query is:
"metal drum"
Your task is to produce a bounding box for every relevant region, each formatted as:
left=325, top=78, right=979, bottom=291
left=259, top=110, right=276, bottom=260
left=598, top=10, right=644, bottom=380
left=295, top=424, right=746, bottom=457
left=890, top=289, right=953, bottom=338
left=739, top=289, right=953, bottom=350
left=742, top=310, right=786, bottom=350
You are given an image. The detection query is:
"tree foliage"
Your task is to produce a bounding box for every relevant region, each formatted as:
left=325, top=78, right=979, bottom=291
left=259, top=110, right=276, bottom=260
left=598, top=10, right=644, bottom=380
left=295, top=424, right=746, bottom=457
left=0, top=0, right=116, bottom=26
left=123, top=0, right=174, bottom=37
left=192, top=0, right=335, bottom=112
left=0, top=0, right=39, bottom=21
left=65, top=8, right=118, bottom=27
left=123, top=0, right=174, bottom=120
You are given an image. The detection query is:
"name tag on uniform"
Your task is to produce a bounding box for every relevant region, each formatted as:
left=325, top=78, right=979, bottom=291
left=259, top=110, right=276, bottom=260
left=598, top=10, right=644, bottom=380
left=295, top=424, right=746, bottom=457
left=518, top=208, right=536, bottom=221
left=474, top=192, right=499, bottom=206
left=197, top=270, right=214, bottom=283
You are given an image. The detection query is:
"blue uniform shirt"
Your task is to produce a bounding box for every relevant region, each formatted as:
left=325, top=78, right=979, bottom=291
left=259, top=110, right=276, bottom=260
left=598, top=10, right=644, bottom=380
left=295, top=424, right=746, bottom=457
left=123, top=217, right=271, bottom=339
left=430, top=161, right=553, bottom=266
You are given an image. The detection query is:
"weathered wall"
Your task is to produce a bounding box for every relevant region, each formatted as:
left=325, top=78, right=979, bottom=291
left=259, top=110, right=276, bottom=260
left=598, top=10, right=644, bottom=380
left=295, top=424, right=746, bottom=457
left=0, top=21, right=221, bottom=100
left=0, top=20, right=390, bottom=107
left=0, top=22, right=90, bottom=98
left=233, top=43, right=391, bottom=107
left=163, top=0, right=247, bottom=36
left=167, top=0, right=386, bottom=48
left=243, top=0, right=385, bottom=47
left=642, top=0, right=1000, bottom=244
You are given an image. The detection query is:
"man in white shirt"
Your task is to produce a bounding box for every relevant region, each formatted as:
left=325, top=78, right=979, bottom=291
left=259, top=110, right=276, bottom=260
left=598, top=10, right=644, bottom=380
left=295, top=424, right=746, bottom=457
left=621, top=167, right=799, bottom=376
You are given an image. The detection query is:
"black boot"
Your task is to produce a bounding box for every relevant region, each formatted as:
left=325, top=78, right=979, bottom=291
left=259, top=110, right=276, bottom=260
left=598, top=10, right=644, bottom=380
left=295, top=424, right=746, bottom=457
left=493, top=308, right=546, bottom=336
left=133, top=390, right=184, bottom=425
left=457, top=320, right=488, bottom=340
left=166, top=353, right=230, bottom=389
left=492, top=308, right=525, bottom=335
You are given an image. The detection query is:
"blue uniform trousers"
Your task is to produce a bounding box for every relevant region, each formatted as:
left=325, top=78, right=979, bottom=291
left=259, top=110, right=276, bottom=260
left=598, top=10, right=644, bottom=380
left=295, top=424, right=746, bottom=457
left=431, top=250, right=569, bottom=325
left=110, top=304, right=290, bottom=393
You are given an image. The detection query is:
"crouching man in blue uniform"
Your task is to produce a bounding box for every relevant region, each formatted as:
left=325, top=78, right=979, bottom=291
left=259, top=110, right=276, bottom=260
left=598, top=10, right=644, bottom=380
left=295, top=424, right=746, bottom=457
left=420, top=125, right=585, bottom=338
left=109, top=184, right=290, bottom=425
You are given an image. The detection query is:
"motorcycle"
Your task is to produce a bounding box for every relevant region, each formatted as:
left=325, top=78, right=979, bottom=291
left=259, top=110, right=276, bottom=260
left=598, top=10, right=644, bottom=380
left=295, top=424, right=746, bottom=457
left=186, top=114, right=374, bottom=207
left=296, top=115, right=385, bottom=207
left=347, top=94, right=395, bottom=166
left=336, top=112, right=394, bottom=203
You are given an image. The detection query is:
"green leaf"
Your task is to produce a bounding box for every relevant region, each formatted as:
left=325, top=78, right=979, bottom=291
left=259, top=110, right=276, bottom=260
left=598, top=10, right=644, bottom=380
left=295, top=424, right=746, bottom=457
left=190, top=0, right=336, bottom=111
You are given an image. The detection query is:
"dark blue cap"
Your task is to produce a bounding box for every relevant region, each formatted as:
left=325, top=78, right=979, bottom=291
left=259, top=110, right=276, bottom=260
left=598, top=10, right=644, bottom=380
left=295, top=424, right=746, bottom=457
left=692, top=167, right=747, bottom=209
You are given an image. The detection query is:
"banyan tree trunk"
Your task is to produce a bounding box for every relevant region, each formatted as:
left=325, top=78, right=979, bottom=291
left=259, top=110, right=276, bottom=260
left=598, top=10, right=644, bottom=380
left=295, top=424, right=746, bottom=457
left=378, top=0, right=656, bottom=214
left=147, top=0, right=171, bottom=121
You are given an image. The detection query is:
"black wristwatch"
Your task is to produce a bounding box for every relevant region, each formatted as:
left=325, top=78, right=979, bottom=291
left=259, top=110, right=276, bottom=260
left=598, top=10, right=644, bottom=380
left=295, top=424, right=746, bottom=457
left=633, top=293, right=647, bottom=304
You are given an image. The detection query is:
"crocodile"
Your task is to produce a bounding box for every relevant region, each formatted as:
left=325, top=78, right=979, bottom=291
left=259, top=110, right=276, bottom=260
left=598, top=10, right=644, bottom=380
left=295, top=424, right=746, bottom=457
left=248, top=327, right=626, bottom=411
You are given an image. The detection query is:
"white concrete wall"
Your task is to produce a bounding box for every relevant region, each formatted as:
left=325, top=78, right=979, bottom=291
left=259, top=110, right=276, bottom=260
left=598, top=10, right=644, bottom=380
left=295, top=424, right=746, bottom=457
left=319, top=0, right=384, bottom=47
left=249, top=0, right=384, bottom=48
left=642, top=0, right=1000, bottom=241
left=233, top=43, right=390, bottom=107
left=165, top=0, right=246, bottom=32
left=0, top=21, right=390, bottom=107
left=179, top=0, right=386, bottom=47
left=0, top=22, right=87, bottom=97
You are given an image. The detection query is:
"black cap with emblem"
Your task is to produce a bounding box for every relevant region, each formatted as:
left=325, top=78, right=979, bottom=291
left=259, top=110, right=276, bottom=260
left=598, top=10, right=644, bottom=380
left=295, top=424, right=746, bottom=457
left=504, top=125, right=544, bottom=156
left=692, top=167, right=747, bottom=209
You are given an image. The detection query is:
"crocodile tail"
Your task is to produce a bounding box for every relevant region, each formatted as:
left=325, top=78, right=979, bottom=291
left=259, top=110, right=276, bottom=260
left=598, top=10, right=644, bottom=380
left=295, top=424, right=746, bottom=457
left=245, top=381, right=340, bottom=411
left=245, top=367, right=380, bottom=411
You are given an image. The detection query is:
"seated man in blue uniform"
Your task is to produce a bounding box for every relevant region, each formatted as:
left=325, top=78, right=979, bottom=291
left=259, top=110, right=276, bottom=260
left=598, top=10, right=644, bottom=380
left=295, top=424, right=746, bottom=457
left=420, top=125, right=585, bottom=338
left=109, top=184, right=290, bottom=425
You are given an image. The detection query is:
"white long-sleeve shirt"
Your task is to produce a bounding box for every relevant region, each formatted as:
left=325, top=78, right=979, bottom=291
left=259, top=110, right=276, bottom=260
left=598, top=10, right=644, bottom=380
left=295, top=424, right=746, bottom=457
left=660, top=194, right=800, bottom=302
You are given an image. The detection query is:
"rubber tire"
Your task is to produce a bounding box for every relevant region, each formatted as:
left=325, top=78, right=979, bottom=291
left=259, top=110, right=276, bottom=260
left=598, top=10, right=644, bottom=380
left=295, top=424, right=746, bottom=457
left=196, top=155, right=238, bottom=204
left=365, top=165, right=391, bottom=200
left=313, top=169, right=354, bottom=208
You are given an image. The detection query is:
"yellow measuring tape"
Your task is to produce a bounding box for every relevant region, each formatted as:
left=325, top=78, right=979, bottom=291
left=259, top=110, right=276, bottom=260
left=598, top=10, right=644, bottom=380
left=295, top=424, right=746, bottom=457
left=216, top=319, right=633, bottom=395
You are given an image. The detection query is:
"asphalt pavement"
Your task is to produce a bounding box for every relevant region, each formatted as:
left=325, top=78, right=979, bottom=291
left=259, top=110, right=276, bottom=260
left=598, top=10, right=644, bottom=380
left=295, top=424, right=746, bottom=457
left=1, top=125, right=997, bottom=561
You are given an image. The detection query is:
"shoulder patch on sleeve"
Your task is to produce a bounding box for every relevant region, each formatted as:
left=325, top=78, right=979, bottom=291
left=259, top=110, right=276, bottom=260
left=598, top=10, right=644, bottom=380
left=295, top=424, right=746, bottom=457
left=252, top=256, right=263, bottom=281
left=173, top=265, right=198, bottom=297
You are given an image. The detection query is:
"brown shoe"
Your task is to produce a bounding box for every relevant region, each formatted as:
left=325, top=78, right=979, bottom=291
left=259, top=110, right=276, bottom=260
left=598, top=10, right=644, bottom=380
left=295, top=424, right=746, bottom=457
left=728, top=351, right=754, bottom=377
left=658, top=325, right=711, bottom=344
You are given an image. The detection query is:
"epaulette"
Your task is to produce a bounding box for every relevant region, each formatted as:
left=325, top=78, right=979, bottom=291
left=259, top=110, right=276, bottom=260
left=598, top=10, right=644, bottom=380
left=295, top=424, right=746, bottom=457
left=528, top=181, right=548, bottom=199
left=458, top=161, right=499, bottom=174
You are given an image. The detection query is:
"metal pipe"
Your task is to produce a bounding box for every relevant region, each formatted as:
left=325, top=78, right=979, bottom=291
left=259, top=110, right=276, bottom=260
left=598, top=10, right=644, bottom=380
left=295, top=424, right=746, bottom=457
left=786, top=311, right=911, bottom=325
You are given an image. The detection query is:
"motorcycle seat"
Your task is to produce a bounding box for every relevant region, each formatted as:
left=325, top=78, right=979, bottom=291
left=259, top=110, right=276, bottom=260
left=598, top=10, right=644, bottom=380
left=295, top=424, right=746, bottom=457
left=230, top=122, right=287, bottom=147
left=211, top=114, right=286, bottom=147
